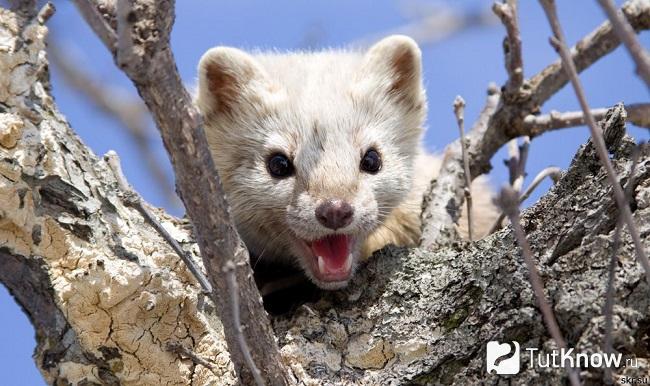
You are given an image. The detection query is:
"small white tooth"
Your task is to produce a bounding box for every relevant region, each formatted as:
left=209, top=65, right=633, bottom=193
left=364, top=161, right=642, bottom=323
left=344, top=256, right=352, bottom=272
left=317, top=256, right=326, bottom=273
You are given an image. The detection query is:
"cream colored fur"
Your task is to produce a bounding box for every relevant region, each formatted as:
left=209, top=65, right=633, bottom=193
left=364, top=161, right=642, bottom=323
left=195, top=35, right=496, bottom=289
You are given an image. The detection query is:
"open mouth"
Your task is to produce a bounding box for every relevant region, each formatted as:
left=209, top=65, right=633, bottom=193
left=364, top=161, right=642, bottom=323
left=306, top=234, right=354, bottom=282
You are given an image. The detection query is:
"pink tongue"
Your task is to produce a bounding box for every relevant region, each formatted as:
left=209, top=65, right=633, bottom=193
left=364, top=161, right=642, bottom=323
left=311, top=234, right=350, bottom=270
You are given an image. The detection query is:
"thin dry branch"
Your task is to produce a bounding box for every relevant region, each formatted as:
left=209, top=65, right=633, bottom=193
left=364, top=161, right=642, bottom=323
left=524, top=103, right=650, bottom=134
left=72, top=1, right=292, bottom=384
left=602, top=143, right=642, bottom=384
left=420, top=85, right=500, bottom=245
left=224, top=261, right=264, bottom=386
left=489, top=136, right=531, bottom=234
left=36, top=2, right=55, bottom=24
left=540, top=0, right=650, bottom=287
left=493, top=0, right=524, bottom=95
left=104, top=151, right=212, bottom=294
left=528, top=0, right=650, bottom=107
left=495, top=187, right=581, bottom=386
left=165, top=341, right=216, bottom=373
left=597, top=0, right=650, bottom=88
left=518, top=166, right=561, bottom=203
left=454, top=96, right=473, bottom=241
left=506, top=136, right=530, bottom=191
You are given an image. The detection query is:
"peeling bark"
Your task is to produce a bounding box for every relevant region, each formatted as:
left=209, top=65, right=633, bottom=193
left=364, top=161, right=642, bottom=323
left=1, top=5, right=649, bottom=386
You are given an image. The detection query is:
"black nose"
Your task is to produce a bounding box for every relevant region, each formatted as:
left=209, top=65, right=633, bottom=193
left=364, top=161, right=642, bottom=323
left=315, top=199, right=354, bottom=230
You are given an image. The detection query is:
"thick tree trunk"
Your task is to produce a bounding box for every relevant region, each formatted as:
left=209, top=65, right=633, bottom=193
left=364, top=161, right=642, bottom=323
left=1, top=6, right=648, bottom=386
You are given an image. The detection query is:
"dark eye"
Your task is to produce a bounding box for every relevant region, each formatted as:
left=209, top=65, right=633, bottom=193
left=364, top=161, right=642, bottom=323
left=267, top=153, right=294, bottom=178
left=360, top=148, right=382, bottom=174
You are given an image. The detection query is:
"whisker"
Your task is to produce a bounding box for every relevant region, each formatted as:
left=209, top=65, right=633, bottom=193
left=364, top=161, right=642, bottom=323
left=253, top=228, right=291, bottom=269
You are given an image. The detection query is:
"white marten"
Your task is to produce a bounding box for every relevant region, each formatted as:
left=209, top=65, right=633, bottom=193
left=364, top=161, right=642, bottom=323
left=196, top=35, right=496, bottom=290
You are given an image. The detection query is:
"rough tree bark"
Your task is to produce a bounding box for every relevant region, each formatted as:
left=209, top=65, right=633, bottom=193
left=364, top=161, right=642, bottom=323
left=1, top=4, right=649, bottom=386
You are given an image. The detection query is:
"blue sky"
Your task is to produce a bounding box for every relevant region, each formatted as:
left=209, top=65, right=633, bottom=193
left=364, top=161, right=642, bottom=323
left=1, top=1, right=648, bottom=384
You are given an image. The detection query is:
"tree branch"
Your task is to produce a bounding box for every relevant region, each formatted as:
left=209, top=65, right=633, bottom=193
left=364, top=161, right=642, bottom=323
left=597, top=0, right=650, bottom=88
left=506, top=136, right=530, bottom=192
left=72, top=1, right=291, bottom=384
left=493, top=0, right=524, bottom=96
left=523, top=103, right=650, bottom=134
left=36, top=2, right=55, bottom=24
left=453, top=96, right=473, bottom=241
left=603, top=142, right=642, bottom=384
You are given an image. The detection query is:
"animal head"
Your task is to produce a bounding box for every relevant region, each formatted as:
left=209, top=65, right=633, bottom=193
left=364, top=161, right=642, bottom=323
left=196, top=35, right=426, bottom=289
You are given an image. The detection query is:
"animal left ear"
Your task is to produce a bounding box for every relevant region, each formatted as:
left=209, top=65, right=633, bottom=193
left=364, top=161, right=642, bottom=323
left=196, top=46, right=273, bottom=118
left=358, top=35, right=425, bottom=109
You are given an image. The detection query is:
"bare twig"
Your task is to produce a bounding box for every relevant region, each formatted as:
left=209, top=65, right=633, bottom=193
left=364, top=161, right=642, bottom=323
left=420, top=85, right=500, bottom=245
left=224, top=261, right=264, bottom=386
left=493, top=0, right=524, bottom=95
left=597, top=0, right=650, bottom=88
left=75, top=1, right=291, bottom=384
left=524, top=103, right=650, bottom=134
left=540, top=0, right=650, bottom=287
left=603, top=143, right=643, bottom=384
left=48, top=45, right=177, bottom=207
left=36, top=2, right=55, bottom=24
left=166, top=341, right=215, bottom=372
left=518, top=166, right=562, bottom=204
left=104, top=151, right=212, bottom=294
left=489, top=166, right=562, bottom=233
left=603, top=217, right=623, bottom=386
left=506, top=136, right=530, bottom=191
left=496, top=187, right=581, bottom=386
left=506, top=139, right=519, bottom=186
left=492, top=136, right=530, bottom=236
left=454, top=96, right=473, bottom=241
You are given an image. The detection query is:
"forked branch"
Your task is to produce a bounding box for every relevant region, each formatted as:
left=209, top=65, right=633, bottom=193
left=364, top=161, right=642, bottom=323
left=420, top=0, right=650, bottom=248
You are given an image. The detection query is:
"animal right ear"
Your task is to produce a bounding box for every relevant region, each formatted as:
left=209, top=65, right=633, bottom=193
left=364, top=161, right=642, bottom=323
left=197, top=47, right=269, bottom=116
left=357, top=35, right=425, bottom=110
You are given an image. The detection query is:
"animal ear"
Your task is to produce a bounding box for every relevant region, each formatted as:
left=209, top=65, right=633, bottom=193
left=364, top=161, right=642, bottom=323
left=358, top=35, right=425, bottom=109
left=197, top=46, right=270, bottom=116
